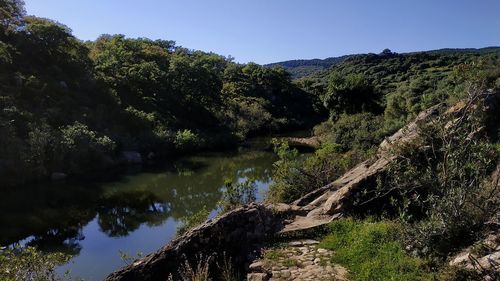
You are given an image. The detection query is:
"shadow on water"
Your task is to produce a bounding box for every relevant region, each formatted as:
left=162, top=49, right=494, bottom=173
left=0, top=148, right=277, bottom=279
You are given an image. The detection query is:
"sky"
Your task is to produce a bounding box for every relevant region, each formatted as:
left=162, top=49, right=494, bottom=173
left=24, top=0, right=500, bottom=64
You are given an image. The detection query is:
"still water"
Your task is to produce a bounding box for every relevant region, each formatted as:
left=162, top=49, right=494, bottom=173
left=0, top=148, right=277, bottom=280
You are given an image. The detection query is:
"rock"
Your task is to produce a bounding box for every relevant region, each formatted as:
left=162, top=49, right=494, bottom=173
left=287, top=137, right=320, bottom=149
left=280, top=270, right=291, bottom=278
left=317, top=249, right=328, bottom=254
left=147, top=152, right=155, bottom=160
left=50, top=172, right=67, bottom=181
left=249, top=261, right=265, bottom=272
left=301, top=239, right=319, bottom=245
left=288, top=241, right=303, bottom=247
left=121, top=151, right=142, bottom=164
left=449, top=231, right=500, bottom=278
left=59, top=81, right=68, bottom=90
left=247, top=273, right=269, bottom=281
left=105, top=204, right=282, bottom=281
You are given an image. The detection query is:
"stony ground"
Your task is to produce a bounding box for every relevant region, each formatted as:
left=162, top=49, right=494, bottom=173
left=247, top=239, right=349, bottom=281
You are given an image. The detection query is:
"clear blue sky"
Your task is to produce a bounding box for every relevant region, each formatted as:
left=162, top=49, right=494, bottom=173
left=24, top=0, right=500, bottom=64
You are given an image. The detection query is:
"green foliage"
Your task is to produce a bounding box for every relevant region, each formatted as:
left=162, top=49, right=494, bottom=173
left=267, top=139, right=366, bottom=203
left=0, top=245, right=70, bottom=281
left=176, top=206, right=210, bottom=236
left=175, top=129, right=201, bottom=151
left=118, top=250, right=143, bottom=266
left=0, top=0, right=320, bottom=186
left=217, top=179, right=256, bottom=212
left=320, top=219, right=432, bottom=281
left=388, top=111, right=498, bottom=257
left=60, top=122, right=116, bottom=174
left=323, top=71, right=380, bottom=119
left=314, top=112, right=389, bottom=152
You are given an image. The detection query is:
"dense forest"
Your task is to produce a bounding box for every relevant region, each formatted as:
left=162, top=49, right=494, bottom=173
left=0, top=0, right=321, bottom=186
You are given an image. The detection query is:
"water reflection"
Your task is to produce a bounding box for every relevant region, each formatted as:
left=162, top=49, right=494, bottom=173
left=0, top=149, right=276, bottom=280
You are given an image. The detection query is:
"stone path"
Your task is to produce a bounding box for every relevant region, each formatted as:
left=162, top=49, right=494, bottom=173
left=247, top=240, right=348, bottom=281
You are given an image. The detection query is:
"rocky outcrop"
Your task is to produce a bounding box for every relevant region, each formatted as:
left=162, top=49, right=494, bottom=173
left=105, top=204, right=287, bottom=281
left=281, top=104, right=442, bottom=233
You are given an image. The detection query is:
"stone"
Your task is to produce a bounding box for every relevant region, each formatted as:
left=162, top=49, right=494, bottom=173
left=301, top=239, right=319, bottom=245
left=249, top=261, right=265, bottom=272
left=281, top=270, right=291, bottom=278
left=121, top=151, right=142, bottom=164
left=50, top=172, right=67, bottom=181
left=317, top=248, right=328, bottom=254
left=247, top=273, right=269, bottom=281
left=288, top=241, right=303, bottom=247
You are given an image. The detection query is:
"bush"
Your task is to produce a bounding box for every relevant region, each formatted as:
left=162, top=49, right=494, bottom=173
left=314, top=113, right=387, bottom=152
left=176, top=206, right=210, bottom=236
left=267, top=139, right=369, bottom=203
left=60, top=122, right=116, bottom=174
left=174, top=129, right=201, bottom=152
left=217, top=179, right=256, bottom=212
left=0, top=246, right=70, bottom=281
left=371, top=89, right=499, bottom=258
left=320, top=219, right=432, bottom=281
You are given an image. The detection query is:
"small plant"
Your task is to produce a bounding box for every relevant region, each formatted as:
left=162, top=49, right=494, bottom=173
left=178, top=254, right=213, bottom=281
left=176, top=206, right=210, bottom=236
left=216, top=252, right=240, bottom=281
left=174, top=129, right=200, bottom=151
left=118, top=250, right=143, bottom=265
left=217, top=179, right=256, bottom=212
left=263, top=249, right=286, bottom=261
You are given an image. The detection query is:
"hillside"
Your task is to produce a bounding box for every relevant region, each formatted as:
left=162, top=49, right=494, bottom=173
left=267, top=47, right=500, bottom=79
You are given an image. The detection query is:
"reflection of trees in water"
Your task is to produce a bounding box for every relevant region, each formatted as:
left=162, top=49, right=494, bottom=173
left=0, top=150, right=276, bottom=254
left=25, top=227, right=84, bottom=256
left=97, top=191, right=172, bottom=237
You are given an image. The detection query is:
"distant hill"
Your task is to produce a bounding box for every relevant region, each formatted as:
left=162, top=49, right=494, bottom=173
left=265, top=55, right=352, bottom=79
left=266, top=47, right=500, bottom=79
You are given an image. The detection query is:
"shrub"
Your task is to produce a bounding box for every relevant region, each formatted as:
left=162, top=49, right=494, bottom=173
left=218, top=179, right=256, bottom=212
left=176, top=206, right=210, bottom=236
left=368, top=88, right=499, bottom=258
left=314, top=112, right=388, bottom=152
left=174, top=129, right=201, bottom=151
left=60, top=122, right=116, bottom=174
left=0, top=246, right=70, bottom=281
left=267, top=139, right=370, bottom=203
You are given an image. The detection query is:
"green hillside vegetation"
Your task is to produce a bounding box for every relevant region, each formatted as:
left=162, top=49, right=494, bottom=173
left=0, top=0, right=321, bottom=186
left=269, top=48, right=500, bottom=203
left=265, top=55, right=352, bottom=79
left=268, top=47, right=500, bottom=80
left=268, top=47, right=500, bottom=281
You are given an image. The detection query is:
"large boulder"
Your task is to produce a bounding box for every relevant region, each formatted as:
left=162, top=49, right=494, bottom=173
left=105, top=204, right=285, bottom=281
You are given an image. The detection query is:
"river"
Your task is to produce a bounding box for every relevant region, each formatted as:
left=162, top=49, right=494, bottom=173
left=0, top=147, right=278, bottom=280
